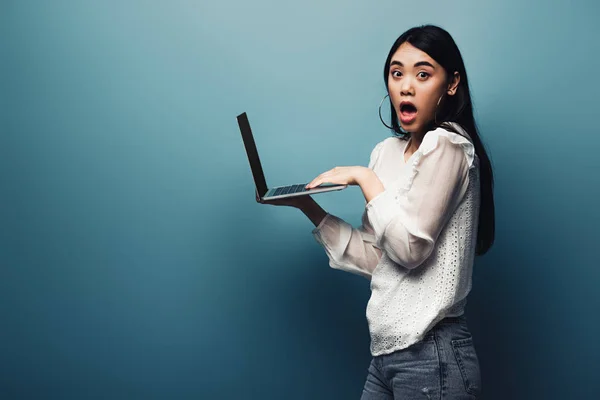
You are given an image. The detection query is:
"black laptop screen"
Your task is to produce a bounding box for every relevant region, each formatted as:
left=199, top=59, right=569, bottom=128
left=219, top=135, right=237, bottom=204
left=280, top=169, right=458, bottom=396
left=237, top=112, right=269, bottom=197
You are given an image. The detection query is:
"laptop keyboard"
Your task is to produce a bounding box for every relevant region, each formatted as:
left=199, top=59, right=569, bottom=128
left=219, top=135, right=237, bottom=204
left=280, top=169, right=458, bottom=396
left=272, top=184, right=309, bottom=196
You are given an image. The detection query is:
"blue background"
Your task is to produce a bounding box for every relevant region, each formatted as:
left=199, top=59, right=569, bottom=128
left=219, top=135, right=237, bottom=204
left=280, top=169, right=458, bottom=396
left=2, top=1, right=599, bottom=399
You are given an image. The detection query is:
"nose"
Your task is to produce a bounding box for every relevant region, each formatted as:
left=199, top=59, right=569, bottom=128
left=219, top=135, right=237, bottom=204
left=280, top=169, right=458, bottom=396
left=399, top=76, right=414, bottom=96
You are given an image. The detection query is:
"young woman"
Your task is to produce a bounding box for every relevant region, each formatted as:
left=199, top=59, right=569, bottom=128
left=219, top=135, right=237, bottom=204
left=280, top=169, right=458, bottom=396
left=256, top=24, right=495, bottom=399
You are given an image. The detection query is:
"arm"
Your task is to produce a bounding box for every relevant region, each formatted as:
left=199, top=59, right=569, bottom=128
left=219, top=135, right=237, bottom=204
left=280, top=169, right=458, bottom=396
left=365, top=133, right=473, bottom=269
left=310, top=211, right=382, bottom=279
left=298, top=196, right=328, bottom=227
left=304, top=141, right=387, bottom=279
left=260, top=161, right=383, bottom=279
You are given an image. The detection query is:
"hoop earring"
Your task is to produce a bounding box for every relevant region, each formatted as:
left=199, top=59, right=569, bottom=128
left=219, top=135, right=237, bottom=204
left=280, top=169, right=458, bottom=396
left=378, top=94, right=394, bottom=130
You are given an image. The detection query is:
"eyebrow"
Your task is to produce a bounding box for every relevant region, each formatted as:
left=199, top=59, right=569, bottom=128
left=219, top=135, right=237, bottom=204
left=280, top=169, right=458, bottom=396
left=390, top=60, right=435, bottom=69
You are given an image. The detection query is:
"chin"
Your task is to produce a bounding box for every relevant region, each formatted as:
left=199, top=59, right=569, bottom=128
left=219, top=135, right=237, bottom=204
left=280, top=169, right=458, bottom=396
left=402, top=118, right=437, bottom=134
left=399, top=122, right=420, bottom=133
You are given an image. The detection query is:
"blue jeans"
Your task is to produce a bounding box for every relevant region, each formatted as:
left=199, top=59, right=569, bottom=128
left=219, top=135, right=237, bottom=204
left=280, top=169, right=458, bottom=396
left=360, top=315, right=481, bottom=399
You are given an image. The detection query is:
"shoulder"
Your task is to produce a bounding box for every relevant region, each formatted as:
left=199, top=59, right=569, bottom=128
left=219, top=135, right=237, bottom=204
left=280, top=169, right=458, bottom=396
left=420, top=122, right=476, bottom=168
left=368, top=136, right=406, bottom=168
left=371, top=135, right=406, bottom=157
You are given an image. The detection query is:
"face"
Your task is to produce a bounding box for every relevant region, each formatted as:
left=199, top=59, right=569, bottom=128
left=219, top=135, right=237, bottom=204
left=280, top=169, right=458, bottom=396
left=387, top=42, right=460, bottom=135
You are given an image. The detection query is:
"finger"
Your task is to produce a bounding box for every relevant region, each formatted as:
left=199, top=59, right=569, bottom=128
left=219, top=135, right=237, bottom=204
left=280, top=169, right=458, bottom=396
left=256, top=192, right=265, bottom=204
left=306, top=179, right=321, bottom=189
left=305, top=177, right=318, bottom=189
left=306, top=170, right=333, bottom=188
left=309, top=178, right=331, bottom=189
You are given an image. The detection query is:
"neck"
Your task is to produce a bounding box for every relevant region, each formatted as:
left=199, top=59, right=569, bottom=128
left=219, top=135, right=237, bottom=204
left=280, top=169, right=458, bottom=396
left=408, top=131, right=425, bottom=152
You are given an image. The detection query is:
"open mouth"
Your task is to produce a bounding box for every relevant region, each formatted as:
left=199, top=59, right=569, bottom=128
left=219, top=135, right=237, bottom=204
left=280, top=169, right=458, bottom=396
left=400, top=102, right=418, bottom=114
left=399, top=101, right=418, bottom=123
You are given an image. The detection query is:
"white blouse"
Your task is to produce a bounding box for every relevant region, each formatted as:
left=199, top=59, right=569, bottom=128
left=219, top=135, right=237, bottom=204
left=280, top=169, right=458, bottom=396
left=312, top=122, right=480, bottom=356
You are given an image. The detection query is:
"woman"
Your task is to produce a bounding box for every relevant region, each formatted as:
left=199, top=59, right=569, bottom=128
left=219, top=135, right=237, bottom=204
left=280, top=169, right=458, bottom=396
left=257, top=24, right=495, bottom=399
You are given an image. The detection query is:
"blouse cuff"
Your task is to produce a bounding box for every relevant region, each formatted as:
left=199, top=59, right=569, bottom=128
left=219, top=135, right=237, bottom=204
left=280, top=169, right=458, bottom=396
left=311, top=213, right=353, bottom=259
left=312, top=212, right=333, bottom=233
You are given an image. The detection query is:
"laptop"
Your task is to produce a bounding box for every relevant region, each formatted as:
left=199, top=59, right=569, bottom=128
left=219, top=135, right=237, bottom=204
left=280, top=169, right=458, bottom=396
left=236, top=112, right=348, bottom=201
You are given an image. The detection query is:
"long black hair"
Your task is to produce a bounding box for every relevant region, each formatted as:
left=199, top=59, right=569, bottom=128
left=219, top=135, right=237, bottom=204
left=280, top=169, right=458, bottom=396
left=383, top=24, right=495, bottom=256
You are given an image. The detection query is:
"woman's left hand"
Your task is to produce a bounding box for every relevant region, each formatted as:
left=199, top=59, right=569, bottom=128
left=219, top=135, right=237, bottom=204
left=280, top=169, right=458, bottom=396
left=305, top=166, right=370, bottom=189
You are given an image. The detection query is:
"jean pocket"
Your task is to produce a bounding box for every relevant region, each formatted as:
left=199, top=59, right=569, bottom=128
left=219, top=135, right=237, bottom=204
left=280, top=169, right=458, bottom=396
left=451, top=337, right=481, bottom=396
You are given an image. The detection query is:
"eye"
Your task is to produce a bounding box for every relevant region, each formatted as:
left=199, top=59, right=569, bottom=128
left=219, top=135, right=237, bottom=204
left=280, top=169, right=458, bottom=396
left=391, top=70, right=402, bottom=78
left=417, top=71, right=430, bottom=79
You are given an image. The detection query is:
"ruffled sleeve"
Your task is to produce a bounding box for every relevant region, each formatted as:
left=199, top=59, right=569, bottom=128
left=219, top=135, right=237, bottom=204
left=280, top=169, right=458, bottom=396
left=365, top=126, right=475, bottom=269
left=311, top=140, right=387, bottom=279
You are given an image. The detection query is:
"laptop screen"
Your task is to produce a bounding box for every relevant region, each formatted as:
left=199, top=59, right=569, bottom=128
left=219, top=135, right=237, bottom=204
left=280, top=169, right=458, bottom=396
left=237, top=112, right=269, bottom=197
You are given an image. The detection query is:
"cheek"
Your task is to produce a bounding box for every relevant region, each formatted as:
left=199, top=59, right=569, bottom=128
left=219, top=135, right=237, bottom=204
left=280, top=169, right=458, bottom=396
left=419, top=89, right=442, bottom=114
left=388, top=92, right=400, bottom=109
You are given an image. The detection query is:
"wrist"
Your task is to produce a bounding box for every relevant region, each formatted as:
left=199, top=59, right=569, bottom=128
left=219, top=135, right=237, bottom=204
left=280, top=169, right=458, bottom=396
left=299, top=197, right=327, bottom=227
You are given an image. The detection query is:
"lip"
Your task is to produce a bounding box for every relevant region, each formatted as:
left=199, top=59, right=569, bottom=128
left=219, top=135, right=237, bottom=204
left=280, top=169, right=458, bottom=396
left=399, top=101, right=416, bottom=109
left=399, top=101, right=417, bottom=124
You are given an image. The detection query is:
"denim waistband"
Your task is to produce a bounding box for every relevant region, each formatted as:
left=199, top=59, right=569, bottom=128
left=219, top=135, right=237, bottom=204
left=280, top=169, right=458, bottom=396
left=422, top=315, right=468, bottom=340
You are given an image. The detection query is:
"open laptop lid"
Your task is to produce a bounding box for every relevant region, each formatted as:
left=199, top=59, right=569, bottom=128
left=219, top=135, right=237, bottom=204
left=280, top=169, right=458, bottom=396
left=236, top=112, right=269, bottom=197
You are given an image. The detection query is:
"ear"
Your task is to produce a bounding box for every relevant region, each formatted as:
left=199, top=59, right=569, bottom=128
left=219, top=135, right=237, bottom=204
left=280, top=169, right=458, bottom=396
left=447, top=71, right=460, bottom=96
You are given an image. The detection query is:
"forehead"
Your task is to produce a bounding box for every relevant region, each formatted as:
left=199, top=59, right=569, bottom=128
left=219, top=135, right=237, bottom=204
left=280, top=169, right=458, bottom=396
left=391, top=42, right=438, bottom=67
